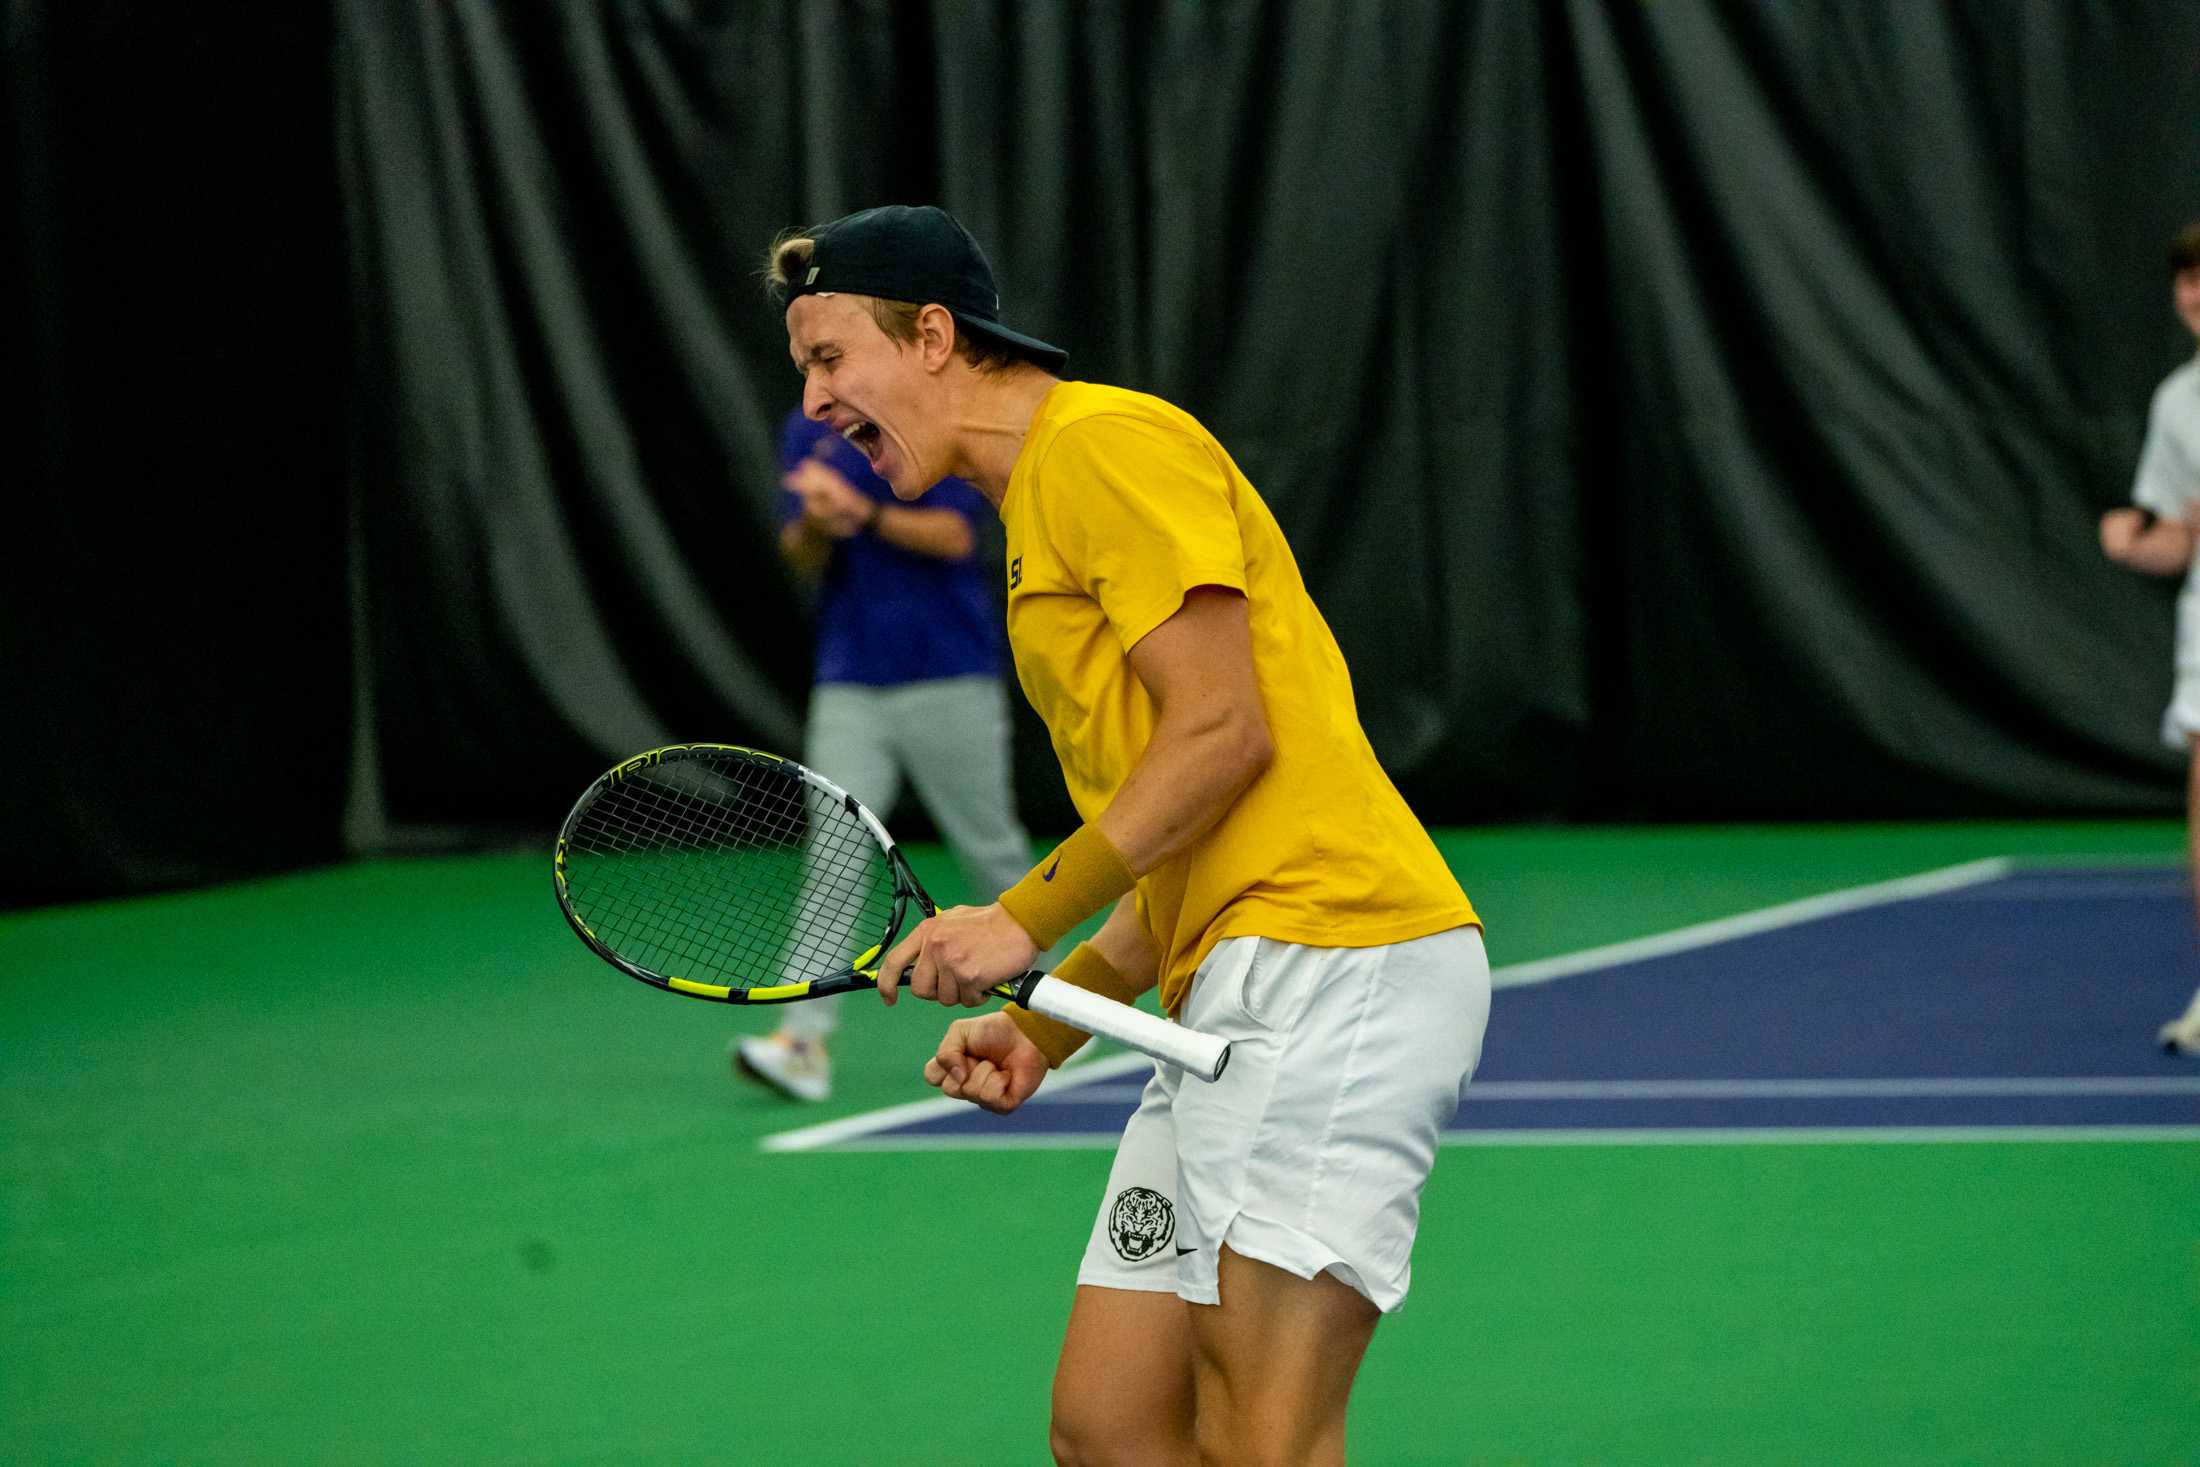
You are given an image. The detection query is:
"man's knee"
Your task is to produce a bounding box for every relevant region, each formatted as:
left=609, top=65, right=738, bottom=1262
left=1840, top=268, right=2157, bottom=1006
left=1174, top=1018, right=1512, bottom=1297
left=1046, top=1414, right=1085, bottom=1467
left=1194, top=1416, right=1341, bottom=1467
left=1049, top=1371, right=1195, bottom=1467
left=1049, top=1409, right=1178, bottom=1467
left=1046, top=1419, right=1103, bottom=1467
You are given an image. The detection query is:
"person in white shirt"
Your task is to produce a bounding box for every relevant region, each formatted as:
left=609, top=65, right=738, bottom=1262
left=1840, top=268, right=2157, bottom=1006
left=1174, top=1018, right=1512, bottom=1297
left=2099, top=218, right=2200, bottom=1054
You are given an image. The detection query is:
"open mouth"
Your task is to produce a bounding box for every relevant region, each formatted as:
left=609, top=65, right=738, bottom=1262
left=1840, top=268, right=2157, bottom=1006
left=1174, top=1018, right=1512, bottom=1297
left=839, top=419, right=884, bottom=464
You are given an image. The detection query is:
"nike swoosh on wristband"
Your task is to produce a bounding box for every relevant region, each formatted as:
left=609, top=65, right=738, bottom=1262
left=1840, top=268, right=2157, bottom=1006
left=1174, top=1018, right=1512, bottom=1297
left=1042, top=856, right=1061, bottom=881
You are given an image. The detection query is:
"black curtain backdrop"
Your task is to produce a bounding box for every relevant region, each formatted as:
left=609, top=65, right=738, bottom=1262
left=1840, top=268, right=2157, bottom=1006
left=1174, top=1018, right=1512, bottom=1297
left=5, top=4, right=352, bottom=905
left=9, top=1, right=2199, bottom=906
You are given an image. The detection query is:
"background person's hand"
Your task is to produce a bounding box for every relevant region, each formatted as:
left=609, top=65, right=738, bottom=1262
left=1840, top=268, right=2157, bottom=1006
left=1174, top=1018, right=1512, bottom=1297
left=785, top=458, right=875, bottom=537
left=2099, top=506, right=2155, bottom=561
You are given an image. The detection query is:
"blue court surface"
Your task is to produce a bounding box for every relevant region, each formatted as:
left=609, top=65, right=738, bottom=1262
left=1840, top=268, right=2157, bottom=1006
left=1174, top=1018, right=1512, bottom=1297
left=765, top=861, right=2200, bottom=1153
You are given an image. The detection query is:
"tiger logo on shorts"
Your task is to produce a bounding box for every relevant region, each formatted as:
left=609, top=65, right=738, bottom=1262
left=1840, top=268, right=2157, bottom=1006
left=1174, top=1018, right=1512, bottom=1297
left=1107, top=1186, right=1175, bottom=1262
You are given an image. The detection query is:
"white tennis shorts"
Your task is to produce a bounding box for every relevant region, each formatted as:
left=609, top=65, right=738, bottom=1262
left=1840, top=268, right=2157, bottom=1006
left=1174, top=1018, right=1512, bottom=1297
left=1075, top=925, right=1489, bottom=1314
left=2165, top=595, right=2200, bottom=751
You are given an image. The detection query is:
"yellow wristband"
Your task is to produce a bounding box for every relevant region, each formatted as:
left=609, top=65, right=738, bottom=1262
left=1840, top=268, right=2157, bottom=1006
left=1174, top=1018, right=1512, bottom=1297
left=996, top=823, right=1137, bottom=951
left=1005, top=942, right=1138, bottom=1068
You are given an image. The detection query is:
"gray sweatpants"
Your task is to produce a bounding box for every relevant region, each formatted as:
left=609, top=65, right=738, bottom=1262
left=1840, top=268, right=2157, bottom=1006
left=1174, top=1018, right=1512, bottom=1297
left=779, top=675, right=1038, bottom=1040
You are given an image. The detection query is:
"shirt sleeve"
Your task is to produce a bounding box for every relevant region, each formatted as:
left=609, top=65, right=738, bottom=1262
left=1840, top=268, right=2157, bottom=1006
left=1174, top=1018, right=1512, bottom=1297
left=2133, top=377, right=2200, bottom=517
left=1038, top=417, right=1249, bottom=652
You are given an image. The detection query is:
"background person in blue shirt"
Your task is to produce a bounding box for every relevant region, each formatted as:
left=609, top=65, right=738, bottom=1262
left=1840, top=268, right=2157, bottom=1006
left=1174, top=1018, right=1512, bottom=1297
left=733, top=406, right=1041, bottom=1099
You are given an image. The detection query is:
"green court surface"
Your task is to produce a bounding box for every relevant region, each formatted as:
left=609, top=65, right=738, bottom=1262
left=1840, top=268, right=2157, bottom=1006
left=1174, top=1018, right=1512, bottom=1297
left=4, top=823, right=2195, bottom=1464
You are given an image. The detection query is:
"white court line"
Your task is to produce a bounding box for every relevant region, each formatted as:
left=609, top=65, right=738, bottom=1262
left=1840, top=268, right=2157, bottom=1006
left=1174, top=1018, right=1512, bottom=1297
left=1490, top=856, right=2012, bottom=989
left=1031, top=1076, right=2200, bottom=1105
left=789, top=1126, right=2200, bottom=1153
left=760, top=1051, right=1149, bottom=1153
left=766, top=1078, right=2200, bottom=1152
left=1461, top=1077, right=2200, bottom=1100
left=1433, top=1127, right=2200, bottom=1147
left=756, top=856, right=2165, bottom=1156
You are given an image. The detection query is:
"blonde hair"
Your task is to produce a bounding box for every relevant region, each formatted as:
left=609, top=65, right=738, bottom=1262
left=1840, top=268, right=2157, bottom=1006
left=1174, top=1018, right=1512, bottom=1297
left=764, top=230, right=1017, bottom=372
left=763, top=230, right=815, bottom=294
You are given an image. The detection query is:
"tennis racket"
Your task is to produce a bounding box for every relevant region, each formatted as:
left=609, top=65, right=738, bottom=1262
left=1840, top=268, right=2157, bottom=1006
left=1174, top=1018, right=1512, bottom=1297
left=553, top=743, right=1231, bottom=1081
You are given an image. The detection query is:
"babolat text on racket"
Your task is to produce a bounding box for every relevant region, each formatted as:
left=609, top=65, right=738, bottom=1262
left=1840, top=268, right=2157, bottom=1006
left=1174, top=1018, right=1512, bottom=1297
left=554, top=743, right=1230, bottom=1080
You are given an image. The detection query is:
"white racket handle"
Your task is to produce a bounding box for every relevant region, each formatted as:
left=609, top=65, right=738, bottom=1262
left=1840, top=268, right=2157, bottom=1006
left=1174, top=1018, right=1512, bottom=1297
left=1013, top=973, right=1231, bottom=1082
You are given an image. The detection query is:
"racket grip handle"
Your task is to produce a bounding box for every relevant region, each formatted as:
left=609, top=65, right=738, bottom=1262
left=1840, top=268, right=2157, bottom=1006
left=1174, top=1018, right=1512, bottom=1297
left=1014, top=974, right=1232, bottom=1082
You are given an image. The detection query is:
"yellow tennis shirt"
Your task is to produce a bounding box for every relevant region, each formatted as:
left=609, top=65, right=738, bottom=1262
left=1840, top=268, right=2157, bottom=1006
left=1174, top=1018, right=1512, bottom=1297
left=998, top=381, right=1478, bottom=1013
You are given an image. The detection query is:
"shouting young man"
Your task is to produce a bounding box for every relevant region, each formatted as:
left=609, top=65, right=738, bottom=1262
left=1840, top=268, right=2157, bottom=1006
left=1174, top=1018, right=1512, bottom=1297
left=771, top=204, right=1489, bottom=1465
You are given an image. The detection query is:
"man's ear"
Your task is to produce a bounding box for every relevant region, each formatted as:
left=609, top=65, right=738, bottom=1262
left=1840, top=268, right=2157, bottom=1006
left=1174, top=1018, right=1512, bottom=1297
left=916, top=303, right=959, bottom=371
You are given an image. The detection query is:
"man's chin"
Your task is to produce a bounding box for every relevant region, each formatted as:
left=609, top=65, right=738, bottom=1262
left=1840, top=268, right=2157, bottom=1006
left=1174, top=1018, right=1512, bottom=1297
left=874, top=454, right=914, bottom=498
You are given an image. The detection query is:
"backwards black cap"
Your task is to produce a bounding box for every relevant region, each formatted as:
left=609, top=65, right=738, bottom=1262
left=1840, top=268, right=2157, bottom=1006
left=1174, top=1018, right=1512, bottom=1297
left=778, top=204, right=1068, bottom=374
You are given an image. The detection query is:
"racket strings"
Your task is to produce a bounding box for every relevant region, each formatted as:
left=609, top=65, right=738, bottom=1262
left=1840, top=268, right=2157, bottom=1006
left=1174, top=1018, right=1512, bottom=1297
left=577, top=789, right=782, bottom=974
left=573, top=776, right=875, bottom=982
left=561, top=754, right=896, bottom=987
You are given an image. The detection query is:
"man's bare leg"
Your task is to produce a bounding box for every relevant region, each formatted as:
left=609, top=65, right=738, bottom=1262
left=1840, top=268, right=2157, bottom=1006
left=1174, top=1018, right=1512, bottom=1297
left=1187, top=1246, right=1381, bottom=1467
left=1049, top=1285, right=1197, bottom=1466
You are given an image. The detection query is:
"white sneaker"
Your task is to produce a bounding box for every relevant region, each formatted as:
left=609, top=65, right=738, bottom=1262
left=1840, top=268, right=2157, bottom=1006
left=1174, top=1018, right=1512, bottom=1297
left=731, top=1033, right=833, bottom=1102
left=2159, top=1005, right=2200, bottom=1057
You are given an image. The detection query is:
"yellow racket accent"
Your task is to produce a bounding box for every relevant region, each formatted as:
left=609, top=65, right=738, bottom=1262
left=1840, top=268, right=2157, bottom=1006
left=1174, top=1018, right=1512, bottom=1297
left=667, top=975, right=812, bottom=1001
left=608, top=742, right=783, bottom=783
